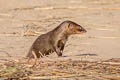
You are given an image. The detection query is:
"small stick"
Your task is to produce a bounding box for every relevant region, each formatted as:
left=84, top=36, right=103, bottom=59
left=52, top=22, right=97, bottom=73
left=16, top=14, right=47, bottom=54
left=39, top=51, right=44, bottom=58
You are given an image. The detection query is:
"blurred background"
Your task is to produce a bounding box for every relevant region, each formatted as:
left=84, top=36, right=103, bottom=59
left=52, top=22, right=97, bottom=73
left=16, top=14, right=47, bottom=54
left=0, top=0, right=120, bottom=61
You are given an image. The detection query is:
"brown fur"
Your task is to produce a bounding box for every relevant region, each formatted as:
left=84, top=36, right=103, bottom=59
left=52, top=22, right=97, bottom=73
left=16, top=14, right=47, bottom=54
left=26, top=20, right=87, bottom=59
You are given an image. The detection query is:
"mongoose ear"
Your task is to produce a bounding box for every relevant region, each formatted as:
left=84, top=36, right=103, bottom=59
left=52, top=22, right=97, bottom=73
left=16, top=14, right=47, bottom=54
left=68, top=23, right=74, bottom=29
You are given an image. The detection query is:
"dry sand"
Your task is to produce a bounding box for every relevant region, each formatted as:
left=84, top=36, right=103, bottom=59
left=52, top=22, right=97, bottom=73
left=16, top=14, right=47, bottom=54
left=0, top=0, right=120, bottom=79
left=0, top=0, right=120, bottom=61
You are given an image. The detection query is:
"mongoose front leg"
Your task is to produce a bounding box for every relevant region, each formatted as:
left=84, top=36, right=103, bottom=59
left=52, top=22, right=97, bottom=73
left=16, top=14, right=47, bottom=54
left=54, top=47, right=62, bottom=57
left=60, top=44, right=65, bottom=53
left=56, top=40, right=65, bottom=56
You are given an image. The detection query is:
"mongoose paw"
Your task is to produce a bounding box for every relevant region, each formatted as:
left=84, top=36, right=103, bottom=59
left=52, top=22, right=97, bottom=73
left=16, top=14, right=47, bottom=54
left=58, top=53, right=62, bottom=57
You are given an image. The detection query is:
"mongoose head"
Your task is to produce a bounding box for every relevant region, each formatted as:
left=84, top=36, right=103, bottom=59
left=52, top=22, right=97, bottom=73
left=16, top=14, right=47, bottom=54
left=65, top=20, right=87, bottom=34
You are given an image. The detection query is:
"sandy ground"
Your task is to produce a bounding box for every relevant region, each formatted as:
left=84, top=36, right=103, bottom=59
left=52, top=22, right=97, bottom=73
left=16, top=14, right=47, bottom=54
left=0, top=0, right=120, bottom=79
left=0, top=0, right=120, bottom=61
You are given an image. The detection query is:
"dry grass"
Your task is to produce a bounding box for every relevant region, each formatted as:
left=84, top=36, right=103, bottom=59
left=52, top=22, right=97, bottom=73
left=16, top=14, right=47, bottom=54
left=0, top=58, right=120, bottom=79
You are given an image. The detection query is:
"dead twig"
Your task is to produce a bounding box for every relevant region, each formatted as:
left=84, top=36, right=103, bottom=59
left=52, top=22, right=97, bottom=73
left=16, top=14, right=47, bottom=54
left=29, top=74, right=78, bottom=79
left=103, top=75, right=120, bottom=79
left=0, top=50, right=11, bottom=57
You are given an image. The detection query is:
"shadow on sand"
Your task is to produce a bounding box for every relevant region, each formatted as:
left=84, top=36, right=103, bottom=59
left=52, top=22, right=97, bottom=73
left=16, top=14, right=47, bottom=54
left=77, top=53, right=98, bottom=56
left=63, top=53, right=97, bottom=57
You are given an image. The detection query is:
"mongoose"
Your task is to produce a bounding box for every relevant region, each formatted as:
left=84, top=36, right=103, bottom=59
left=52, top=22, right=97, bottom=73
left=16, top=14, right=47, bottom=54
left=26, top=20, right=87, bottom=61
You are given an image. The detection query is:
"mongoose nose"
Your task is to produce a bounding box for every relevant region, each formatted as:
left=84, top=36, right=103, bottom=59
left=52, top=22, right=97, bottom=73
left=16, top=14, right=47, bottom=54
left=82, top=28, right=87, bottom=33
left=84, top=29, right=87, bottom=32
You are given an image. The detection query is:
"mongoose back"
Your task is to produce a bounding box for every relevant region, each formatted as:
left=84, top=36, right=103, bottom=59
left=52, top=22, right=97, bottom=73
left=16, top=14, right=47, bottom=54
left=26, top=20, right=87, bottom=59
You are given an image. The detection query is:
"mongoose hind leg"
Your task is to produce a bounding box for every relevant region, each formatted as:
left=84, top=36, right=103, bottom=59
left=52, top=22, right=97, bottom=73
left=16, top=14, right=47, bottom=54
left=31, top=51, right=39, bottom=67
left=31, top=51, right=45, bottom=67
left=26, top=51, right=38, bottom=67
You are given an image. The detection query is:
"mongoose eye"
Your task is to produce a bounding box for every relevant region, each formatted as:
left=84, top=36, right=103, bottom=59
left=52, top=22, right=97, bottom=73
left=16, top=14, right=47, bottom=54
left=79, top=27, right=82, bottom=30
left=77, top=28, right=82, bottom=31
left=77, top=26, right=82, bottom=31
